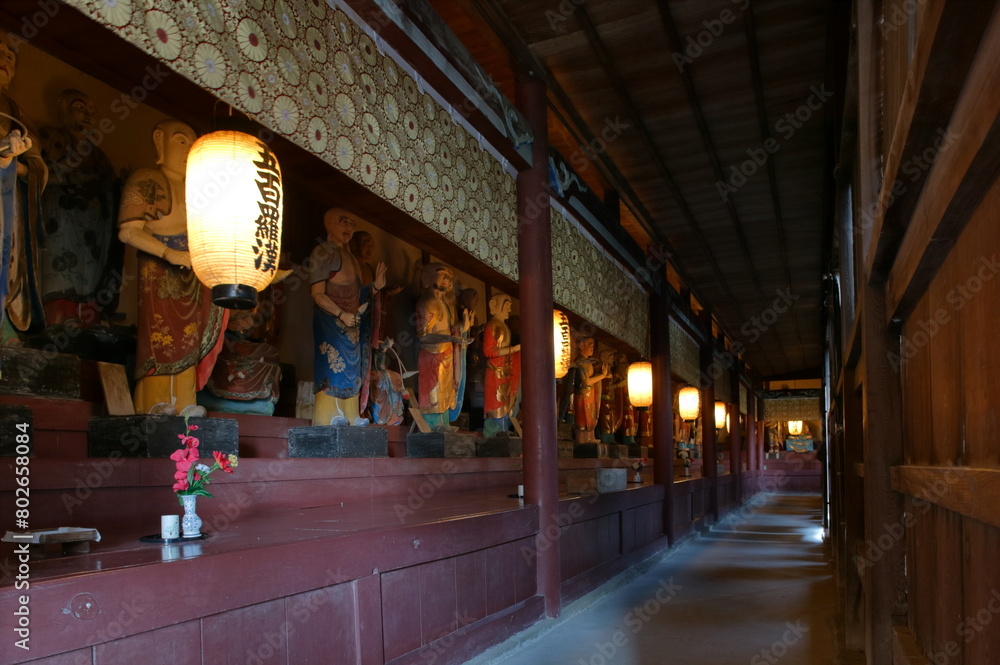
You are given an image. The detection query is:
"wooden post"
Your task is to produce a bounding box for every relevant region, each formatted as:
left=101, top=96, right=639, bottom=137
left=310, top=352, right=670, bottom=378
left=730, top=369, right=743, bottom=503
left=515, top=74, right=561, bottom=618
left=700, top=335, right=719, bottom=523
left=651, top=292, right=676, bottom=543
left=859, top=285, right=906, bottom=663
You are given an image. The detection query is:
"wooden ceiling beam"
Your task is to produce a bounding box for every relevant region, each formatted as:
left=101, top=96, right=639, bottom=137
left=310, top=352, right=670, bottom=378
left=569, top=5, right=758, bottom=345
left=470, top=0, right=728, bottom=325
left=652, top=0, right=787, bottom=373
left=739, top=2, right=804, bottom=355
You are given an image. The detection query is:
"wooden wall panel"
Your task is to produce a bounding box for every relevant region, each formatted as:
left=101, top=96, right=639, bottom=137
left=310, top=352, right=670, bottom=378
left=95, top=621, right=201, bottom=665
left=285, top=583, right=361, bottom=665
left=901, top=295, right=933, bottom=466
left=958, top=185, right=1000, bottom=468
left=514, top=536, right=537, bottom=603
left=381, top=569, right=423, bottom=661
left=927, top=253, right=965, bottom=466
left=456, top=550, right=488, bottom=624
left=963, top=518, right=1000, bottom=664
left=202, top=598, right=288, bottom=665
left=928, top=506, right=964, bottom=663
left=484, top=542, right=517, bottom=615
left=420, top=558, right=459, bottom=643
left=23, top=650, right=94, bottom=665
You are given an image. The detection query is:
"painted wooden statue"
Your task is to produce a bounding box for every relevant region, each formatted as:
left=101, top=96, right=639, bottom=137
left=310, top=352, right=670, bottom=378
left=117, top=119, right=226, bottom=415
left=482, top=292, right=520, bottom=437
left=415, top=262, right=471, bottom=430
left=308, top=207, right=385, bottom=426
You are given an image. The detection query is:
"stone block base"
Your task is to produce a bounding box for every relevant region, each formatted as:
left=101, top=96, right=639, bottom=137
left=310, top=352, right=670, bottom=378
left=628, top=445, right=650, bottom=459
left=557, top=440, right=574, bottom=458
left=476, top=436, right=522, bottom=457
left=1, top=405, right=32, bottom=456
left=566, top=468, right=627, bottom=494
left=557, top=423, right=575, bottom=442
left=1, top=347, right=80, bottom=399
left=288, top=425, right=388, bottom=458
left=406, top=432, right=476, bottom=457
left=88, top=416, right=238, bottom=458
left=573, top=443, right=608, bottom=459
left=607, top=444, right=629, bottom=459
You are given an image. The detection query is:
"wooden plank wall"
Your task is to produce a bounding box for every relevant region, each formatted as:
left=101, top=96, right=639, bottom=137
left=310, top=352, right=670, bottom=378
left=896, top=177, right=1000, bottom=664
left=832, top=1, right=1000, bottom=664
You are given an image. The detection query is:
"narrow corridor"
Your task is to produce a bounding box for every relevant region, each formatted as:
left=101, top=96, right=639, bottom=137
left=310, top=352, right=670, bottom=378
left=468, top=494, right=837, bottom=665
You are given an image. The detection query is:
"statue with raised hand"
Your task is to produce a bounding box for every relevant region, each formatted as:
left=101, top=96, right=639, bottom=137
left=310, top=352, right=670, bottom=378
left=415, top=262, right=471, bottom=430
left=482, top=292, right=520, bottom=437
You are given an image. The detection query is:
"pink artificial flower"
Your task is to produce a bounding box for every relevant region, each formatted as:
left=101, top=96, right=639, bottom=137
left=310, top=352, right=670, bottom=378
left=172, top=478, right=189, bottom=492
left=213, top=450, right=234, bottom=473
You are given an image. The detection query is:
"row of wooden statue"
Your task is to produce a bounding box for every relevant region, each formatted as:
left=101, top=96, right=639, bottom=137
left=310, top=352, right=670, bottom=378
left=0, top=32, right=642, bottom=440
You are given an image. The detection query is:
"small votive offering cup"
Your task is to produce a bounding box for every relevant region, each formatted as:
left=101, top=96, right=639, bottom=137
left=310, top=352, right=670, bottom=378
left=161, top=515, right=180, bottom=540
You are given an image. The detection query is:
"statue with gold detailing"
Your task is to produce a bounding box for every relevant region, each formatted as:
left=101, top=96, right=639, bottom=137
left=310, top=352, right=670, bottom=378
left=415, top=262, right=471, bottom=430
left=0, top=29, right=48, bottom=339
left=308, top=208, right=385, bottom=426
left=572, top=336, right=608, bottom=443
left=482, top=292, right=519, bottom=437
left=117, top=119, right=226, bottom=415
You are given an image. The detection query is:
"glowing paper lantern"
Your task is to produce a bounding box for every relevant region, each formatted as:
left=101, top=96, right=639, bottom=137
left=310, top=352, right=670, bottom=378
left=187, top=130, right=282, bottom=309
left=788, top=420, right=803, bottom=436
left=715, top=401, right=727, bottom=430
left=678, top=386, right=700, bottom=420
left=553, top=310, right=572, bottom=378
left=627, top=361, right=653, bottom=407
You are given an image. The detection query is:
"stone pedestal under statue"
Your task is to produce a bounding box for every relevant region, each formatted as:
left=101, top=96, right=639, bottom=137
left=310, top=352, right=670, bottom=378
left=628, top=444, right=650, bottom=459
left=573, top=443, right=609, bottom=459
left=288, top=425, right=388, bottom=458
left=88, top=415, right=238, bottom=458
left=1, top=405, right=32, bottom=456
left=1, top=347, right=80, bottom=399
left=406, top=432, right=476, bottom=457
left=476, top=436, right=522, bottom=458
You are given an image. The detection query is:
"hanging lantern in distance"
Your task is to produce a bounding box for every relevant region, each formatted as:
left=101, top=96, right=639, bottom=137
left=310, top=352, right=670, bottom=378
left=187, top=130, right=282, bottom=309
left=553, top=309, right=572, bottom=378
left=627, top=360, right=653, bottom=408
left=788, top=420, right=803, bottom=436
left=715, top=401, right=727, bottom=430
left=678, top=386, right=700, bottom=421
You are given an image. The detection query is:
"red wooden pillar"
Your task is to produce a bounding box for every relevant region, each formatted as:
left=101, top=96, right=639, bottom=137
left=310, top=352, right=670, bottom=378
left=651, top=292, right=675, bottom=543
left=747, top=388, right=758, bottom=473
left=700, top=338, right=719, bottom=523
left=515, top=74, right=560, bottom=618
left=729, top=369, right=743, bottom=503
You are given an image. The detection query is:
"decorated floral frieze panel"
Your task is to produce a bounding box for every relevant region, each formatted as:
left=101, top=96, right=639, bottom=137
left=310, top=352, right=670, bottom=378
left=763, top=397, right=821, bottom=422
left=551, top=209, right=649, bottom=356
left=65, top=0, right=519, bottom=280
left=669, top=319, right=700, bottom=387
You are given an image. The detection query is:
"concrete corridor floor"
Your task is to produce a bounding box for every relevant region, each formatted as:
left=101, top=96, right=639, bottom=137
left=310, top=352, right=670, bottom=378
left=466, top=493, right=837, bottom=665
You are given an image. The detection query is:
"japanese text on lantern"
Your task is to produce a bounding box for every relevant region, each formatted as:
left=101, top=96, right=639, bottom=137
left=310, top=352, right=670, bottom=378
left=253, top=144, right=281, bottom=274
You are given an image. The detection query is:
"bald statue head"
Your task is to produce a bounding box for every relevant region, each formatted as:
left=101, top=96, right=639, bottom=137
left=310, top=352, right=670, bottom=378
left=420, top=262, right=453, bottom=293
left=489, top=293, right=512, bottom=321
left=153, top=119, right=196, bottom=178
left=323, top=207, right=362, bottom=245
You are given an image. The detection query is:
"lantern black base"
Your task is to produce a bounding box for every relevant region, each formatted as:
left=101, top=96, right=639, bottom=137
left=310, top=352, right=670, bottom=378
left=212, top=284, right=258, bottom=309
